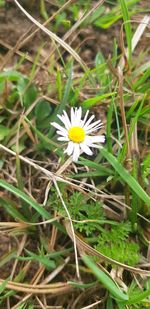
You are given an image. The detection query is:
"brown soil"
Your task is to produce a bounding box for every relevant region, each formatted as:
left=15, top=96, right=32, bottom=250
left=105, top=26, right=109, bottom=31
left=0, top=2, right=149, bottom=74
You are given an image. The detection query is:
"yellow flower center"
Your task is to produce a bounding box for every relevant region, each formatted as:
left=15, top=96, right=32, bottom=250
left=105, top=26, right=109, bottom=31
left=68, top=126, right=85, bottom=143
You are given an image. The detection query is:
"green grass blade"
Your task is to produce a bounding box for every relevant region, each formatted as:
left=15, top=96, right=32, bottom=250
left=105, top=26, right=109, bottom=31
left=106, top=296, right=114, bottom=309
left=82, top=93, right=116, bottom=109
left=119, top=0, right=132, bottom=64
left=0, top=279, right=9, bottom=295
left=101, top=147, right=150, bottom=208
left=17, top=252, right=56, bottom=270
left=15, top=304, right=27, bottom=309
left=77, top=158, right=113, bottom=177
left=106, top=97, right=114, bottom=153
left=68, top=280, right=97, bottom=289
left=82, top=255, right=128, bottom=301
left=133, top=68, right=150, bottom=90
left=73, top=171, right=110, bottom=178
left=125, top=288, right=150, bottom=305
left=0, top=180, right=51, bottom=220
left=119, top=96, right=144, bottom=163
left=0, top=249, right=16, bottom=268
left=56, top=69, right=63, bottom=102
left=49, top=63, right=73, bottom=137
left=0, top=197, right=28, bottom=221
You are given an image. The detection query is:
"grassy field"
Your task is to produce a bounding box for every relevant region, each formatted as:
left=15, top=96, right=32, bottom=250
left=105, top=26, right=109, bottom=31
left=0, top=0, right=150, bottom=308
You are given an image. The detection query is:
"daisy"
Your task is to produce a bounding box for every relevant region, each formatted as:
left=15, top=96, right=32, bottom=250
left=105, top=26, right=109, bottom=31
left=51, top=107, right=105, bottom=162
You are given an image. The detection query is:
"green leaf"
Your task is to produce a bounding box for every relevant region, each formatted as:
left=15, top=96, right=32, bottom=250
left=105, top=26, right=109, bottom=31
left=94, top=12, right=121, bottom=29
left=0, top=279, right=9, bottom=295
left=0, top=70, right=24, bottom=82
left=0, top=125, right=10, bottom=141
left=0, top=180, right=51, bottom=220
left=11, top=143, right=25, bottom=154
left=82, top=93, right=115, bottom=109
left=101, top=147, right=150, bottom=208
left=143, top=153, right=150, bottom=167
left=96, top=222, right=140, bottom=266
left=35, top=100, right=52, bottom=122
left=17, top=78, right=37, bottom=108
left=0, top=116, right=6, bottom=123
left=94, top=0, right=139, bottom=29
left=86, top=5, right=105, bottom=24
left=82, top=255, right=128, bottom=301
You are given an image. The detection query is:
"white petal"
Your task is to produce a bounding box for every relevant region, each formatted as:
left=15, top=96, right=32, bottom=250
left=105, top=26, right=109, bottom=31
left=72, top=143, right=80, bottom=162
left=51, top=122, right=68, bottom=134
left=56, top=130, right=68, bottom=137
left=85, top=121, right=103, bottom=134
left=64, top=141, right=74, bottom=156
left=57, top=115, right=70, bottom=130
left=89, top=144, right=103, bottom=149
left=84, top=119, right=102, bottom=131
left=83, top=136, right=92, bottom=145
left=85, top=125, right=102, bottom=134
left=57, top=114, right=64, bottom=123
left=63, top=111, right=72, bottom=128
left=70, top=107, right=81, bottom=127
left=71, top=108, right=76, bottom=126
left=89, top=135, right=105, bottom=143
left=83, top=115, right=95, bottom=128
left=80, top=143, right=93, bottom=156
left=76, top=107, right=82, bottom=122
left=81, top=110, right=89, bottom=127
left=84, top=135, right=105, bottom=147
left=57, top=136, right=69, bottom=141
left=88, top=144, right=100, bottom=148
left=74, top=108, right=81, bottom=126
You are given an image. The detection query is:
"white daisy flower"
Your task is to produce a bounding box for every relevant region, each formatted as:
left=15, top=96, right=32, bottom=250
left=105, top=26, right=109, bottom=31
left=51, top=107, right=105, bottom=162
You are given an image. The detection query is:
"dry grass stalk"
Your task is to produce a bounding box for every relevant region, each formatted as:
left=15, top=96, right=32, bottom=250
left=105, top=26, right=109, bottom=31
left=14, top=0, right=87, bottom=71
left=65, top=220, right=150, bottom=276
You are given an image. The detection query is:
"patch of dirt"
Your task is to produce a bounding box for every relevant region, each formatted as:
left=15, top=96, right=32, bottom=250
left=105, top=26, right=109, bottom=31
left=0, top=2, right=149, bottom=75
left=0, top=5, right=44, bottom=53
